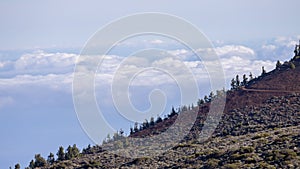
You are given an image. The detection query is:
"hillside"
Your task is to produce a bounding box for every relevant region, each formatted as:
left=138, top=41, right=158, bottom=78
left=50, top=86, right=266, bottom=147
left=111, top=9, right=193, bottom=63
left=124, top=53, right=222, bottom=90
left=129, top=56, right=300, bottom=139
left=27, top=54, right=300, bottom=168
left=225, top=56, right=300, bottom=111
left=42, top=94, right=300, bottom=169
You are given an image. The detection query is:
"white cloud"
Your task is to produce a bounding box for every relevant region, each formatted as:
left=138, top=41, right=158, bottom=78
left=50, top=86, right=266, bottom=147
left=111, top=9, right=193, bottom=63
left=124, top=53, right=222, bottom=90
left=215, top=45, right=256, bottom=59
left=0, top=51, right=77, bottom=94
left=274, top=36, right=299, bottom=48
left=0, top=60, right=13, bottom=70
left=14, top=50, right=77, bottom=75
left=262, top=44, right=276, bottom=51
left=167, top=49, right=189, bottom=57
left=0, top=41, right=286, bottom=90
left=150, top=39, right=164, bottom=44
left=255, top=35, right=300, bottom=61
left=220, top=56, right=275, bottom=79
left=5, top=46, right=270, bottom=93
left=0, top=73, right=73, bottom=93
left=0, top=37, right=294, bottom=112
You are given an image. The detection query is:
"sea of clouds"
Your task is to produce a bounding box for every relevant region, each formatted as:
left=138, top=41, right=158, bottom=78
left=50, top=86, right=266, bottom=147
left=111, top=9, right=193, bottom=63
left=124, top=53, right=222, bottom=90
left=0, top=36, right=298, bottom=112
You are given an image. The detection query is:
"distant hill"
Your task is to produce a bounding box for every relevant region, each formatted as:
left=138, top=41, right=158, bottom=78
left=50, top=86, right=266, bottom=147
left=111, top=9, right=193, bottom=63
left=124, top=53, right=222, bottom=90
left=28, top=50, right=300, bottom=169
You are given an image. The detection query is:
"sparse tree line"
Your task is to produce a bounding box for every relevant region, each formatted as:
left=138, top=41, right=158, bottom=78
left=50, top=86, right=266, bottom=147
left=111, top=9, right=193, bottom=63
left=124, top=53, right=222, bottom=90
left=128, top=104, right=199, bottom=135
left=276, top=59, right=298, bottom=70
left=12, top=144, right=81, bottom=169
left=229, top=59, right=289, bottom=90
left=230, top=73, right=252, bottom=90
left=129, top=107, right=178, bottom=135
left=128, top=88, right=227, bottom=136
left=102, top=129, right=126, bottom=144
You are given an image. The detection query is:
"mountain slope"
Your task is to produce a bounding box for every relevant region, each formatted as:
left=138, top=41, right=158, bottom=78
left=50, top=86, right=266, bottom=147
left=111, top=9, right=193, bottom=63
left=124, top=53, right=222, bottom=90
left=35, top=56, right=300, bottom=169
left=44, top=94, right=300, bottom=169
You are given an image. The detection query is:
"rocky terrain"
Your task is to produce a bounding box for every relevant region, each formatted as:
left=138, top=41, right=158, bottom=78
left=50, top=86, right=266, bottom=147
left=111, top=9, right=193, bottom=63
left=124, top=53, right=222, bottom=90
left=27, top=56, right=300, bottom=168
left=44, top=94, right=300, bottom=169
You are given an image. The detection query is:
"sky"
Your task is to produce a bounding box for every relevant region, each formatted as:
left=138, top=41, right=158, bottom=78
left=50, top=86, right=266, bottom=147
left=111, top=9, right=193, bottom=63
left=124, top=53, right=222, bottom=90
left=0, top=0, right=300, bottom=168
left=1, top=0, right=300, bottom=50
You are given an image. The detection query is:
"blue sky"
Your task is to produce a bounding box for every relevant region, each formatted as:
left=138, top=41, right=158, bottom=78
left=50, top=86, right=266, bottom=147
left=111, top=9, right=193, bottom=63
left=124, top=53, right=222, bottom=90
left=0, top=0, right=300, bottom=168
left=1, top=0, right=300, bottom=49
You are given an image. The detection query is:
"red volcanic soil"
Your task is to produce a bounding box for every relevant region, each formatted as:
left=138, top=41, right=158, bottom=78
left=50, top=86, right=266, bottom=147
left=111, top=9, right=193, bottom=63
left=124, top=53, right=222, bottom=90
left=130, top=57, right=300, bottom=138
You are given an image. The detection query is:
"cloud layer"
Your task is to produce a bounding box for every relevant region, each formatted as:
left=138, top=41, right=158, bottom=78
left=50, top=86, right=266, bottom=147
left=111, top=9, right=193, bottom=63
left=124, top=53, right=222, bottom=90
left=0, top=37, right=299, bottom=117
left=1, top=36, right=299, bottom=113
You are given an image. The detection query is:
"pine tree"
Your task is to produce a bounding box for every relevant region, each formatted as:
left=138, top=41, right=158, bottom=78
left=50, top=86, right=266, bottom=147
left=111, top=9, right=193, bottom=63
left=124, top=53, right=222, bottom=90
left=156, top=116, right=162, bottom=123
left=65, top=144, right=80, bottom=160
left=139, top=124, right=143, bottom=131
left=242, top=74, right=248, bottom=86
left=72, top=144, right=80, bottom=157
left=47, top=152, right=55, bottom=164
left=14, top=163, right=20, bottom=169
left=142, top=119, right=149, bottom=129
left=230, top=78, right=236, bottom=89
left=170, top=106, right=177, bottom=116
left=34, top=154, right=46, bottom=167
left=119, top=129, right=124, bottom=136
left=208, top=91, right=214, bottom=101
left=29, top=159, right=35, bottom=169
left=82, top=144, right=92, bottom=154
left=197, top=99, right=205, bottom=106
left=261, top=66, right=266, bottom=75
left=236, top=75, right=240, bottom=87
left=204, top=95, right=209, bottom=103
left=150, top=117, right=155, bottom=126
left=130, top=126, right=134, bottom=134
left=65, top=145, right=72, bottom=160
left=134, top=122, right=139, bottom=132
left=56, top=146, right=65, bottom=161
left=276, top=60, right=282, bottom=69
left=249, top=72, right=253, bottom=80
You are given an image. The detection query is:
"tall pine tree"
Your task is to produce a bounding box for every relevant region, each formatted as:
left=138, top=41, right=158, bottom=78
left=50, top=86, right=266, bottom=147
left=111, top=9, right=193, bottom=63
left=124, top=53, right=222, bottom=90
left=56, top=146, right=65, bottom=161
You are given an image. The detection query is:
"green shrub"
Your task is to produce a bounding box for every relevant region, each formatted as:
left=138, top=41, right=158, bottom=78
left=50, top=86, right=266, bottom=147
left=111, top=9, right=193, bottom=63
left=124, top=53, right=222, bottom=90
left=223, top=163, right=241, bottom=169
left=240, top=146, right=254, bottom=153
left=245, top=157, right=256, bottom=163
left=206, top=159, right=220, bottom=168
left=88, top=160, right=101, bottom=168
left=258, top=162, right=276, bottom=169
left=281, top=149, right=297, bottom=160
left=290, top=62, right=296, bottom=69
left=231, top=153, right=243, bottom=160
